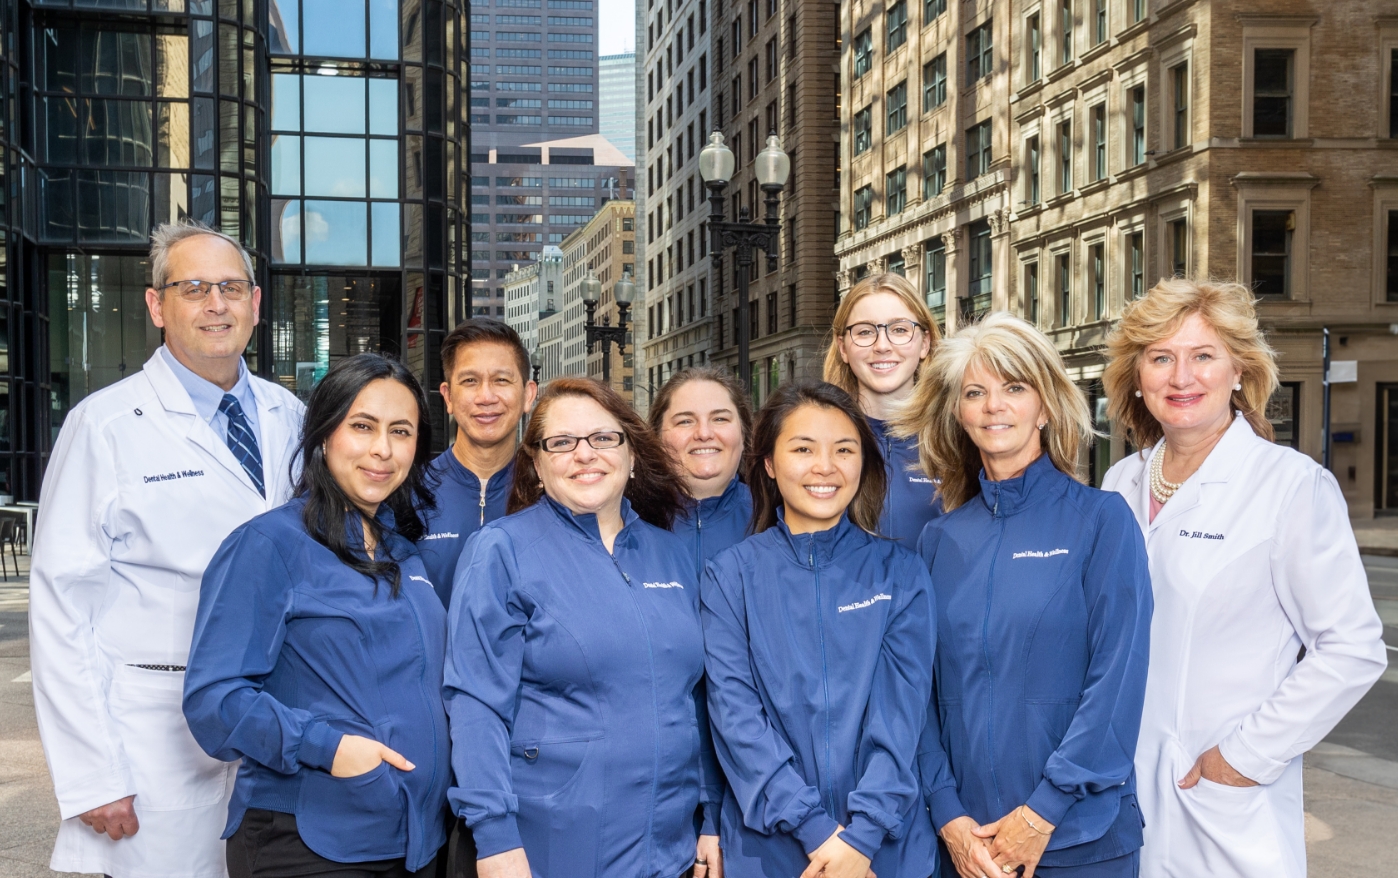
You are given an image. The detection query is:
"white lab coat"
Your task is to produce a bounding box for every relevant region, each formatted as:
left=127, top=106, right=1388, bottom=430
left=29, top=349, right=304, bottom=878
left=1103, top=414, right=1385, bottom=878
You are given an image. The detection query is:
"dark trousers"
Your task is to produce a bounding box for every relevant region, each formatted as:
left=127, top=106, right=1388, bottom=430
left=228, top=808, right=439, bottom=878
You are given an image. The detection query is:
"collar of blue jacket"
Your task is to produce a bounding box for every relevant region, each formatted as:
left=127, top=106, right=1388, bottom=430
left=975, top=451, right=1060, bottom=517
left=542, top=492, right=640, bottom=546
left=689, top=474, right=747, bottom=519
left=416, top=451, right=515, bottom=605
left=768, top=507, right=865, bottom=567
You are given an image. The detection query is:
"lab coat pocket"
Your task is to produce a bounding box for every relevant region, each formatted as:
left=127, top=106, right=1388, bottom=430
left=510, top=734, right=600, bottom=801
left=1179, top=776, right=1286, bottom=874
left=109, top=665, right=232, bottom=811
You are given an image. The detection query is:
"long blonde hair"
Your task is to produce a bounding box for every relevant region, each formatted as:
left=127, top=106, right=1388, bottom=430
left=822, top=273, right=941, bottom=399
left=1103, top=277, right=1279, bottom=448
left=891, top=312, right=1094, bottom=511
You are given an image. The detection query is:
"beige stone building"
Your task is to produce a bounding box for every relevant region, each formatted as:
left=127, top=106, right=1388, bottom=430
left=559, top=199, right=637, bottom=404
left=835, top=0, right=1013, bottom=332
left=709, top=0, right=842, bottom=404
left=1000, top=0, right=1398, bottom=516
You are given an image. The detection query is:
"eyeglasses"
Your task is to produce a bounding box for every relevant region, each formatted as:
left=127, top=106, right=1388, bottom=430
left=159, top=279, right=256, bottom=302
left=538, top=431, right=627, bottom=453
left=843, top=319, right=925, bottom=347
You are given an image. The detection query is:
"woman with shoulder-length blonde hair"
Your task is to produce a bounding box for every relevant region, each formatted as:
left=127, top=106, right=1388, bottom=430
left=893, top=312, right=1152, bottom=878
left=823, top=272, right=943, bottom=544
left=1100, top=278, right=1384, bottom=878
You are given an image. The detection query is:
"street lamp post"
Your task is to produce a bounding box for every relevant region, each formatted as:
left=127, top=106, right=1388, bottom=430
left=529, top=349, right=543, bottom=383
left=582, top=269, right=634, bottom=389
left=699, top=131, right=791, bottom=391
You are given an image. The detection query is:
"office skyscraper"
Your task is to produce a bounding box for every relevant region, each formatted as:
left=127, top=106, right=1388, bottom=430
left=599, top=52, right=637, bottom=160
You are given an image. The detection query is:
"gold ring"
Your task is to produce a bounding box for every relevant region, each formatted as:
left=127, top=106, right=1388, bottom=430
left=1002, top=866, right=1015, bottom=874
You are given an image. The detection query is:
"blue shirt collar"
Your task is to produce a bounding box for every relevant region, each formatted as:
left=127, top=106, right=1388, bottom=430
left=159, top=345, right=254, bottom=426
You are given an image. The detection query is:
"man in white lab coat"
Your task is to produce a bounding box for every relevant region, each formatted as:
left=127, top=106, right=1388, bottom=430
left=29, top=222, right=304, bottom=878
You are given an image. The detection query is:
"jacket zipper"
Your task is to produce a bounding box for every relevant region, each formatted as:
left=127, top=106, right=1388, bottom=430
left=609, top=544, right=660, bottom=873
left=695, top=511, right=704, bottom=581
left=809, top=537, right=836, bottom=815
left=478, top=475, right=488, bottom=526
left=982, top=482, right=1007, bottom=811
left=404, top=572, right=440, bottom=870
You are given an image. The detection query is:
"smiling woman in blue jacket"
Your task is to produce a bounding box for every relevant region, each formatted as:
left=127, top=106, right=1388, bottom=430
left=702, top=380, right=940, bottom=878
left=445, top=377, right=721, bottom=878
left=823, top=274, right=943, bottom=545
left=650, top=366, right=754, bottom=578
left=892, top=313, right=1152, bottom=878
left=183, top=353, right=449, bottom=878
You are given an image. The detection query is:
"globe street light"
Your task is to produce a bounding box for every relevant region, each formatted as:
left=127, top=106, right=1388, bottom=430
left=582, top=269, right=634, bottom=390
left=701, top=131, right=791, bottom=392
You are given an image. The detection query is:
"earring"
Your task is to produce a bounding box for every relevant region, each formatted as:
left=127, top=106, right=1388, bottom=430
left=1233, top=383, right=1242, bottom=391
left=1038, top=422, right=1047, bottom=430
left=629, top=467, right=636, bottom=478
left=1134, top=390, right=1143, bottom=398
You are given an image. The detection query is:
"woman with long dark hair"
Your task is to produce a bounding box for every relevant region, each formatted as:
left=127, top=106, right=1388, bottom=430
left=444, top=377, right=722, bottom=878
left=700, top=380, right=939, bottom=878
left=650, top=365, right=754, bottom=579
left=183, top=353, right=450, bottom=877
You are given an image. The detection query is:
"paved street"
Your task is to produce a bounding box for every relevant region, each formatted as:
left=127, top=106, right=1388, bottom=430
left=2, top=555, right=1398, bottom=876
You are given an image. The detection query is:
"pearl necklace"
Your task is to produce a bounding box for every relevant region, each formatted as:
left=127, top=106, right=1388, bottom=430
left=1149, top=441, right=1182, bottom=504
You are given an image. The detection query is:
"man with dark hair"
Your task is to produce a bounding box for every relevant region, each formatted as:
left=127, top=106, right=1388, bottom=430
left=417, top=318, right=537, bottom=606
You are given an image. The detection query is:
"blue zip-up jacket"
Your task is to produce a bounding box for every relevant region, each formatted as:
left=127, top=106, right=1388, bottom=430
left=670, top=475, right=753, bottom=580
left=916, top=454, right=1152, bottom=867
left=417, top=449, right=514, bottom=606
left=183, top=499, right=450, bottom=871
left=701, top=511, right=940, bottom=878
left=445, top=496, right=720, bottom=878
left=867, top=416, right=941, bottom=545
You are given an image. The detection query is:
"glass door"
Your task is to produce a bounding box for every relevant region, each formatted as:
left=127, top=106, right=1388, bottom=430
left=1379, top=384, right=1398, bottom=514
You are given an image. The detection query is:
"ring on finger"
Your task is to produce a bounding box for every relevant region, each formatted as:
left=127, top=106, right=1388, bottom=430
left=1002, top=865, right=1016, bottom=875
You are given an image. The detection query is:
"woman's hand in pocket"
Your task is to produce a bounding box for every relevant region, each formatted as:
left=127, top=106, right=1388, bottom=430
left=330, top=734, right=415, bottom=778
left=1178, top=745, right=1257, bottom=789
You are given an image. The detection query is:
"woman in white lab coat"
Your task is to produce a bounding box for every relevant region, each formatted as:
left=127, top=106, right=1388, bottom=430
left=1100, top=278, right=1386, bottom=878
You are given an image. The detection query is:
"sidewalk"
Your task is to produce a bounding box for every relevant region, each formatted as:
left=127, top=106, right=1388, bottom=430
left=1355, top=517, right=1398, bottom=557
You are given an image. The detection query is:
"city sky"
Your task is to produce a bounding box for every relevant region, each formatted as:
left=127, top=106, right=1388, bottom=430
left=599, top=0, right=635, bottom=55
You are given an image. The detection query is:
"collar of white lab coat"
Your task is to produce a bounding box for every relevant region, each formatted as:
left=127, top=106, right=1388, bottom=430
left=1135, top=412, right=1258, bottom=532
left=143, top=349, right=288, bottom=419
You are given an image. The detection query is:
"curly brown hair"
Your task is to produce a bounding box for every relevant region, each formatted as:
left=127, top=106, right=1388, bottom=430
left=508, top=377, right=688, bottom=529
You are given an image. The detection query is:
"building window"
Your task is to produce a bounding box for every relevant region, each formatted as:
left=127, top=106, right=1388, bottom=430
left=923, top=144, right=947, bottom=198
left=1171, top=62, right=1190, bottom=149
left=886, top=165, right=907, bottom=215
left=926, top=239, right=947, bottom=318
left=854, top=106, right=873, bottom=154
left=1130, top=85, right=1146, bottom=165
left=1251, top=209, right=1293, bottom=296
left=1091, top=103, right=1107, bottom=181
left=1169, top=218, right=1188, bottom=277
left=1058, top=120, right=1073, bottom=193
left=1131, top=0, right=1145, bottom=24
left=968, top=220, right=992, bottom=302
left=766, top=38, right=778, bottom=81
left=1388, top=210, right=1398, bottom=302
left=1254, top=49, right=1294, bottom=138
left=887, top=81, right=908, bottom=133
left=767, top=292, right=778, bottom=334
left=967, top=119, right=992, bottom=178
left=854, top=185, right=874, bottom=230
left=1129, top=231, right=1144, bottom=298
left=1060, top=0, right=1073, bottom=66
left=1027, top=136, right=1041, bottom=205
left=923, top=53, right=948, bottom=111
left=1028, top=14, right=1041, bottom=83
left=1390, top=49, right=1398, bottom=138
left=1090, top=242, right=1105, bottom=319
left=854, top=28, right=874, bottom=77
left=1057, top=252, right=1072, bottom=326
left=1093, top=0, right=1106, bottom=45
left=887, top=1, right=908, bottom=52
left=1025, top=261, right=1040, bottom=324
left=968, top=21, right=994, bottom=82
left=925, top=0, right=946, bottom=23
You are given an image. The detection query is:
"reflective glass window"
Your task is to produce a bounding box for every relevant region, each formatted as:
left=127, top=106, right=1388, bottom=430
left=304, top=137, right=366, bottom=197
left=304, top=75, right=365, bottom=133
left=371, top=202, right=400, bottom=266
left=271, top=134, right=300, bottom=194
left=304, top=0, right=365, bottom=57
left=304, top=200, right=367, bottom=265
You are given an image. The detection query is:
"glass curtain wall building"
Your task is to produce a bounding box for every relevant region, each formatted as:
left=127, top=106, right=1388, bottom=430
left=0, top=0, right=465, bottom=499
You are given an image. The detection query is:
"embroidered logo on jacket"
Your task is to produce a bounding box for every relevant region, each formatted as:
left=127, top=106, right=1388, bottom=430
left=1179, top=530, right=1225, bottom=540
left=838, top=594, right=891, bottom=613
left=644, top=581, right=685, bottom=589
left=420, top=532, right=459, bottom=541
left=408, top=575, right=435, bottom=587
left=1012, top=548, right=1069, bottom=559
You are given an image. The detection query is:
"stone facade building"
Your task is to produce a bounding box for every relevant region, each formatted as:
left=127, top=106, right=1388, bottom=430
left=503, top=245, right=564, bottom=356
left=835, top=0, right=1013, bottom=335
left=559, top=199, right=637, bottom=402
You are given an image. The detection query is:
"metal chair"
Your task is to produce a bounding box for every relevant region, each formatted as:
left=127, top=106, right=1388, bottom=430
left=0, top=518, right=18, bottom=580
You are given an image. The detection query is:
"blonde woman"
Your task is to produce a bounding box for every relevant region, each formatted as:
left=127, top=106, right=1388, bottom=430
left=894, top=312, right=1152, bottom=878
left=823, top=273, right=942, bottom=544
left=1101, top=279, right=1384, bottom=878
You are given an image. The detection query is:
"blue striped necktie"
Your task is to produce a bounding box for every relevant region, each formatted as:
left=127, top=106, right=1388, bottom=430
left=219, top=393, right=264, bottom=497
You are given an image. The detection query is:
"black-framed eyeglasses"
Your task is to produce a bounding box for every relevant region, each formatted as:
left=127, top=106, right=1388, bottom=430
left=538, top=431, right=627, bottom=453
left=843, top=319, right=925, bottom=347
left=158, top=279, right=256, bottom=302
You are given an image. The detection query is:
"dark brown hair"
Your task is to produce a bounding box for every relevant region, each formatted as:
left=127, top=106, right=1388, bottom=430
left=440, top=317, right=531, bottom=382
left=508, top=377, right=688, bottom=529
left=647, top=364, right=754, bottom=453
left=747, top=380, right=887, bottom=535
